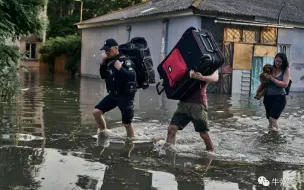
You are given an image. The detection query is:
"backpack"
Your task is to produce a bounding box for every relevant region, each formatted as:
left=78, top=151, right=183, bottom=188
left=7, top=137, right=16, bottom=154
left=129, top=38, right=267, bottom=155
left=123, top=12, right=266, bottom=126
left=282, top=69, right=292, bottom=95
left=118, top=37, right=155, bottom=89
left=285, top=79, right=292, bottom=95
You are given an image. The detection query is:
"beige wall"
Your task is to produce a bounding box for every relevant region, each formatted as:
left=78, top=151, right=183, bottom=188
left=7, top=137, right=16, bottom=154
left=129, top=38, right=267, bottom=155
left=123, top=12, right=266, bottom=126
left=278, top=28, right=304, bottom=92
left=80, top=19, right=164, bottom=78
left=81, top=24, right=129, bottom=77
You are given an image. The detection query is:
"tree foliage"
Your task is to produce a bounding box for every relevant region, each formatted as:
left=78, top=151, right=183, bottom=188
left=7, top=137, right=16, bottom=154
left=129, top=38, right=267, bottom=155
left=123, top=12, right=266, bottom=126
left=82, top=0, right=147, bottom=18
left=39, top=34, right=81, bottom=76
left=40, top=0, right=146, bottom=77
left=0, top=0, right=47, bottom=101
left=46, top=0, right=146, bottom=38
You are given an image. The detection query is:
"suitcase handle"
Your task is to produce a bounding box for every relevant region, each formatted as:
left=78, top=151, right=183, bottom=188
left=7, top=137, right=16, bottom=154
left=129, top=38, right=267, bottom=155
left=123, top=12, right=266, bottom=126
left=200, top=34, right=214, bottom=53
left=156, top=82, right=164, bottom=95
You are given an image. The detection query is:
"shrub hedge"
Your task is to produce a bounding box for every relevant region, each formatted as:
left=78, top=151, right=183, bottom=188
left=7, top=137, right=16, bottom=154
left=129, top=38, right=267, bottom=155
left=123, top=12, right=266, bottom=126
left=39, top=34, right=81, bottom=76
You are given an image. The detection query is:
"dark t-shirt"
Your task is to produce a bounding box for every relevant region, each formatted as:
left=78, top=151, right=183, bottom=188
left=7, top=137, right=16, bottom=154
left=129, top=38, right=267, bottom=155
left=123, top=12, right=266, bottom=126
left=180, top=82, right=208, bottom=105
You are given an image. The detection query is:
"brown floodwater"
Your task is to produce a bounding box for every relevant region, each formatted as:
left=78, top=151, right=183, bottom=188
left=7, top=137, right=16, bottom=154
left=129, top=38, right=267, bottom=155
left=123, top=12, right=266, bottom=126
left=0, top=68, right=304, bottom=190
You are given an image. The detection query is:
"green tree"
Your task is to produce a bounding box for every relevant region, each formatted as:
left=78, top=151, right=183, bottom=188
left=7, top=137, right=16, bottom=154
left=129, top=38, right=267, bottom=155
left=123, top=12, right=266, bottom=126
left=0, top=0, right=47, bottom=101
left=46, top=0, right=146, bottom=38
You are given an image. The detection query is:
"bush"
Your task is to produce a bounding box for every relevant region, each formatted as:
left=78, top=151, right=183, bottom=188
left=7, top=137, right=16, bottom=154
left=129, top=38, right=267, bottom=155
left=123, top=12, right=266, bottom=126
left=0, top=0, right=47, bottom=101
left=39, top=34, right=81, bottom=76
left=0, top=44, right=21, bottom=100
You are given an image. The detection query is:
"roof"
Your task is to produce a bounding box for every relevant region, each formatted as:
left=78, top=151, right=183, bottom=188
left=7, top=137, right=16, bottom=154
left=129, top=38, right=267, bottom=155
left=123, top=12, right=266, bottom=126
left=198, top=0, right=304, bottom=24
left=79, top=0, right=195, bottom=25
left=78, top=0, right=304, bottom=26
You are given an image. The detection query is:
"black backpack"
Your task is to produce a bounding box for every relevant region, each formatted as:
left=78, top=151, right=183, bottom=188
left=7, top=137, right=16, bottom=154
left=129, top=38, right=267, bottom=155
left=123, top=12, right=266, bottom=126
left=119, top=37, right=155, bottom=89
left=282, top=69, right=292, bottom=95
left=285, top=79, right=292, bottom=95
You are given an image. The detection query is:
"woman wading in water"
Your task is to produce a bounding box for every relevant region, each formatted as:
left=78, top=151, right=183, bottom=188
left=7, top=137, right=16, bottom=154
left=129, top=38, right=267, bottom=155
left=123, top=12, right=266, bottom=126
left=263, top=53, right=291, bottom=133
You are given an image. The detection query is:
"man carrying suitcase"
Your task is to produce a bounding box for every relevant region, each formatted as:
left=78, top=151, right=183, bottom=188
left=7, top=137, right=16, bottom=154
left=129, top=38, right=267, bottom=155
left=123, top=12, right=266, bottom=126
left=164, top=69, right=219, bottom=153
left=92, top=38, right=137, bottom=146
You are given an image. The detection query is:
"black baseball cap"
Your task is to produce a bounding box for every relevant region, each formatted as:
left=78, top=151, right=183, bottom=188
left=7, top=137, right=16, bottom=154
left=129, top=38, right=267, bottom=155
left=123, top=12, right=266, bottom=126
left=100, top=38, right=119, bottom=51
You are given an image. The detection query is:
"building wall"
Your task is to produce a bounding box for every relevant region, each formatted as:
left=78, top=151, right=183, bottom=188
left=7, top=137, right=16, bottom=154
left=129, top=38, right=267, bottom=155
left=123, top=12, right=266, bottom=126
left=278, top=28, right=304, bottom=92
left=80, top=15, right=201, bottom=79
left=230, top=28, right=304, bottom=93
left=81, top=24, right=129, bottom=77
left=19, top=37, right=42, bottom=61
left=166, top=16, right=202, bottom=53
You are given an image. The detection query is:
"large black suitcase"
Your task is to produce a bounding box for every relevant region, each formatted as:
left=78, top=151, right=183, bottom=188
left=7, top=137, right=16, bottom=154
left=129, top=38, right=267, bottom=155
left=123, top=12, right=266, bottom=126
left=156, top=26, right=225, bottom=100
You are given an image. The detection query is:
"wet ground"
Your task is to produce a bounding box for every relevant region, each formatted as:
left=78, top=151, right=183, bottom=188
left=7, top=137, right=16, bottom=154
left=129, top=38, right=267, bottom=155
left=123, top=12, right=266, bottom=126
left=1, top=68, right=304, bottom=190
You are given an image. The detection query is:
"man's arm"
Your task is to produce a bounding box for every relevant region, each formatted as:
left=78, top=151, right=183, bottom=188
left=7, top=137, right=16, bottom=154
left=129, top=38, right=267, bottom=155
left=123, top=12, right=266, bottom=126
left=190, top=69, right=219, bottom=83
left=99, top=63, right=108, bottom=79
left=99, top=53, right=108, bottom=79
left=115, top=59, right=136, bottom=82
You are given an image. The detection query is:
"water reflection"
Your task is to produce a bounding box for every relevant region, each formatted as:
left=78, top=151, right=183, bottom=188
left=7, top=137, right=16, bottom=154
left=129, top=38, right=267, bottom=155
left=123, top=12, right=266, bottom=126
left=0, top=68, right=304, bottom=189
left=0, top=146, right=44, bottom=189
left=1, top=143, right=304, bottom=189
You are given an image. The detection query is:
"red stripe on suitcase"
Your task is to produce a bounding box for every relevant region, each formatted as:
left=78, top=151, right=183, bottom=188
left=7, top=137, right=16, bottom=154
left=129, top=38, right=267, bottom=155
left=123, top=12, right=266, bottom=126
left=162, top=48, right=188, bottom=87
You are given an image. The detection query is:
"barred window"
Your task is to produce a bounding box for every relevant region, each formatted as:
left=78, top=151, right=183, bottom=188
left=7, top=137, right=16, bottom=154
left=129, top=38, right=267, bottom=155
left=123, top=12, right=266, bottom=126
left=224, top=26, right=277, bottom=45
left=242, top=27, right=260, bottom=43
left=224, top=28, right=241, bottom=42
left=261, top=27, right=277, bottom=44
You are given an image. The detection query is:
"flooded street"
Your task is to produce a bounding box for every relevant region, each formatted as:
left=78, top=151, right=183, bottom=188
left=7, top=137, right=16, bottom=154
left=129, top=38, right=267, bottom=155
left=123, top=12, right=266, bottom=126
left=1, top=68, right=304, bottom=190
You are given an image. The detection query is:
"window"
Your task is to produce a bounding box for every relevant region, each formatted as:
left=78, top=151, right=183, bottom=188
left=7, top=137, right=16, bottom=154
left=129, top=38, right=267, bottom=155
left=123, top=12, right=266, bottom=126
left=243, top=28, right=260, bottom=43
left=224, top=28, right=242, bottom=42
left=224, top=26, right=277, bottom=45
left=278, top=44, right=291, bottom=60
left=261, top=27, right=277, bottom=44
left=25, top=43, right=37, bottom=59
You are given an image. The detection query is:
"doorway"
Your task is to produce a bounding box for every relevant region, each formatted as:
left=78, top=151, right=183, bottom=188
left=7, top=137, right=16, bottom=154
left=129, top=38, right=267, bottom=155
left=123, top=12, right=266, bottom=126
left=250, top=56, right=275, bottom=95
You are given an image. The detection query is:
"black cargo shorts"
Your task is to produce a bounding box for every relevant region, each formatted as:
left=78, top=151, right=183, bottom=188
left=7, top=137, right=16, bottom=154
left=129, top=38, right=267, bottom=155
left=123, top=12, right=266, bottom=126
left=95, top=93, right=135, bottom=124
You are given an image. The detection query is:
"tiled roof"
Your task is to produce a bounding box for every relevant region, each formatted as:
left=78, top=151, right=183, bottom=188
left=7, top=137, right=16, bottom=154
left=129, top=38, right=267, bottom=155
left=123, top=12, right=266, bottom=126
left=79, top=0, right=304, bottom=25
left=198, top=0, right=304, bottom=24
left=80, top=0, right=195, bottom=24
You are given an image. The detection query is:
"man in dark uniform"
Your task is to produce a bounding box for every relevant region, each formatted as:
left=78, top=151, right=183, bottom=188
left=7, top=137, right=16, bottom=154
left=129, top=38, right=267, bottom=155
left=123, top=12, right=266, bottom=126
left=93, top=38, right=137, bottom=144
